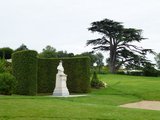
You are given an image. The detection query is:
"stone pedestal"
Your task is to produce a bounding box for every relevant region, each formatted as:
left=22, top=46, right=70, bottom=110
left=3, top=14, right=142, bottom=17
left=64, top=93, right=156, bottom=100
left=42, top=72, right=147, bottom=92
left=53, top=61, right=69, bottom=97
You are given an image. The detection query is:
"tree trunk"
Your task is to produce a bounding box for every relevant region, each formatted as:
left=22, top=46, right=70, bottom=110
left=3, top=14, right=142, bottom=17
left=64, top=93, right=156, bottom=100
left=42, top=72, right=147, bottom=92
left=109, top=61, right=116, bottom=74
left=98, top=66, right=101, bottom=73
left=109, top=40, right=117, bottom=74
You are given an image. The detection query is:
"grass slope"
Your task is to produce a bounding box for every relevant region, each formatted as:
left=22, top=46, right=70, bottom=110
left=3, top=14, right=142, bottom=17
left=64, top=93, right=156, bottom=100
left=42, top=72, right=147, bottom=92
left=0, top=74, right=160, bottom=120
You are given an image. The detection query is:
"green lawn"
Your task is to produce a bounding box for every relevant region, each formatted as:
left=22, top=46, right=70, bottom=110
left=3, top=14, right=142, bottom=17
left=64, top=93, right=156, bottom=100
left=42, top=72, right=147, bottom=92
left=0, top=74, right=160, bottom=120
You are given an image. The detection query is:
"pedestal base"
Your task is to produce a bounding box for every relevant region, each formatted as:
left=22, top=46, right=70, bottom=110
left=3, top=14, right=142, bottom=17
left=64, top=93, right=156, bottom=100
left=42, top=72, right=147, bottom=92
left=53, top=87, right=69, bottom=97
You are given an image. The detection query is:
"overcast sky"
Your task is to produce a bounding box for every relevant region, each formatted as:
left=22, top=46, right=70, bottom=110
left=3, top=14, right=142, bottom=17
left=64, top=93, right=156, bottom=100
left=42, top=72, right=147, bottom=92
left=0, top=0, right=160, bottom=62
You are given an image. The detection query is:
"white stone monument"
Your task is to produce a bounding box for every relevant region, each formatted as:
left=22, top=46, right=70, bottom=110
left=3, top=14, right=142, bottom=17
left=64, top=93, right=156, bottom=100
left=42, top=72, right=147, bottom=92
left=53, top=60, right=69, bottom=96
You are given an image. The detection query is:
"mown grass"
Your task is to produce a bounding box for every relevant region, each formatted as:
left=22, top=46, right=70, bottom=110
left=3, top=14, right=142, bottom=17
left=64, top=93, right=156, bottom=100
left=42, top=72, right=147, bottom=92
left=0, top=74, right=160, bottom=120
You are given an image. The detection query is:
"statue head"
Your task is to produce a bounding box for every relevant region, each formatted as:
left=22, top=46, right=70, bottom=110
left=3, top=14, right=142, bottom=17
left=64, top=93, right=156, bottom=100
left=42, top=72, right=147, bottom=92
left=57, top=60, right=64, bottom=72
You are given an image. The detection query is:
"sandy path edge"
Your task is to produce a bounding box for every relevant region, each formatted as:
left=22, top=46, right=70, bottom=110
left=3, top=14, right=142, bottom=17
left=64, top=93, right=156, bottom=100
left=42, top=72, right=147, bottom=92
left=120, top=100, right=160, bottom=111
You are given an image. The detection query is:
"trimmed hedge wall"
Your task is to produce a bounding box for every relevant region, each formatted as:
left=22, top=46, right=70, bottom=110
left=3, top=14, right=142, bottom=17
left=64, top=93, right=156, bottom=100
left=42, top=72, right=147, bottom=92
left=12, top=50, right=37, bottom=95
left=37, top=57, right=90, bottom=93
left=37, top=59, right=58, bottom=93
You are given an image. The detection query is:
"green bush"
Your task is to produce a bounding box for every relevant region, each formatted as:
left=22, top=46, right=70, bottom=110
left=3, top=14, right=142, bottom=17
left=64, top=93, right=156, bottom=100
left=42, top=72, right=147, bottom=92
left=0, top=47, right=13, bottom=59
left=0, top=59, right=5, bottom=73
left=37, top=57, right=91, bottom=93
left=116, top=71, right=125, bottom=75
left=3, top=61, right=12, bottom=74
left=91, top=71, right=106, bottom=89
left=128, top=71, right=143, bottom=76
left=1, top=60, right=12, bottom=73
left=12, top=50, right=37, bottom=95
left=0, top=59, right=12, bottom=74
left=0, top=73, right=17, bottom=95
left=157, top=70, right=160, bottom=76
left=143, top=63, right=158, bottom=77
left=117, top=70, right=144, bottom=76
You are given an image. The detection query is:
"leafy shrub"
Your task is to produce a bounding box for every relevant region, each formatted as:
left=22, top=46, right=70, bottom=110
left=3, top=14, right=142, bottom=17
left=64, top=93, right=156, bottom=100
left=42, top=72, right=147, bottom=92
left=128, top=71, right=143, bottom=76
left=0, top=47, right=13, bottom=59
left=0, top=59, right=12, bottom=74
left=117, top=70, right=143, bottom=76
left=0, top=73, right=17, bottom=95
left=91, top=71, right=106, bottom=89
left=0, top=59, right=5, bottom=73
left=14, top=44, right=29, bottom=52
left=143, top=63, right=158, bottom=77
left=12, top=50, right=37, bottom=95
left=116, top=71, right=125, bottom=75
left=157, top=70, right=160, bottom=76
left=3, top=61, right=12, bottom=74
left=98, top=66, right=109, bottom=74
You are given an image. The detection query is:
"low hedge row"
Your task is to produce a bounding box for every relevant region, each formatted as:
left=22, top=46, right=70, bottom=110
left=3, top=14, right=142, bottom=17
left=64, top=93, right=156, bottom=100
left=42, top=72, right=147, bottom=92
left=37, top=57, right=91, bottom=93
left=12, top=50, right=37, bottom=95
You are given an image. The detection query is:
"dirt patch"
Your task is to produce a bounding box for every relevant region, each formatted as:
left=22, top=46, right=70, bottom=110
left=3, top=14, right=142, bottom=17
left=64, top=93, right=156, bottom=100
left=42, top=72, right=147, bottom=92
left=120, top=101, right=160, bottom=111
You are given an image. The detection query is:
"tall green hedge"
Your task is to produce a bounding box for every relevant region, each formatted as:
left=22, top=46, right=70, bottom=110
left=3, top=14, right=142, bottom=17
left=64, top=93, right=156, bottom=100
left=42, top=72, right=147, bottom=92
left=12, top=50, right=37, bottom=95
left=37, top=59, right=58, bottom=93
left=37, top=57, right=90, bottom=93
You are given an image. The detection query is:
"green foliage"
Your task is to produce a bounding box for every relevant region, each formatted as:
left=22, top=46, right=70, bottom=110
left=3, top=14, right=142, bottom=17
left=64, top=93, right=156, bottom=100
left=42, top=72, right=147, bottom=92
left=12, top=50, right=37, bottom=95
left=37, top=57, right=91, bottom=93
left=37, top=58, right=58, bottom=93
left=0, top=59, right=5, bottom=73
left=155, top=53, right=160, bottom=69
left=76, top=52, right=97, bottom=67
left=127, top=71, right=143, bottom=76
left=95, top=52, right=104, bottom=73
left=117, top=70, right=143, bottom=76
left=39, top=45, right=75, bottom=58
left=143, top=63, right=158, bottom=77
left=57, top=50, right=74, bottom=58
left=0, top=59, right=12, bottom=74
left=87, top=18, right=154, bottom=73
left=38, top=45, right=57, bottom=58
left=157, top=70, right=160, bottom=76
left=14, top=44, right=28, bottom=52
left=0, top=73, right=17, bottom=95
left=91, top=71, right=106, bottom=89
left=3, top=61, right=12, bottom=74
left=0, top=47, right=13, bottom=59
left=102, top=65, right=110, bottom=73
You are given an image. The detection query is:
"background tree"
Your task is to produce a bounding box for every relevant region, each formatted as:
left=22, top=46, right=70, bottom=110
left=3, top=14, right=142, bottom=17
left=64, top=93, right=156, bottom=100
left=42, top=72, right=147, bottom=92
left=76, top=52, right=97, bottom=67
left=15, top=44, right=28, bottom=52
left=67, top=53, right=74, bottom=57
left=155, top=53, right=160, bottom=69
left=57, top=50, right=74, bottom=58
left=142, top=62, right=158, bottom=77
left=39, top=45, right=74, bottom=58
left=39, top=45, right=57, bottom=58
left=87, top=18, right=154, bottom=73
left=56, top=51, right=68, bottom=58
left=95, top=52, right=104, bottom=72
left=0, top=47, right=13, bottom=59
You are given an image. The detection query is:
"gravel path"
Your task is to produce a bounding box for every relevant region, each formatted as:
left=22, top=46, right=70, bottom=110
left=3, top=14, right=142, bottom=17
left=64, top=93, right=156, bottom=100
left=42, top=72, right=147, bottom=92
left=120, top=101, right=160, bottom=111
